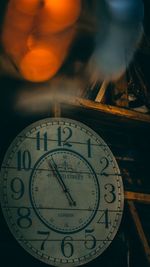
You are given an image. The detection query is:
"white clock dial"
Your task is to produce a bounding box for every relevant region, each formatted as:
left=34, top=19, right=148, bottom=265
left=31, top=149, right=100, bottom=234
left=0, top=118, right=124, bottom=267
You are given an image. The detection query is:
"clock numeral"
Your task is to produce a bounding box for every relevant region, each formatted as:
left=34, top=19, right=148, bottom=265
left=17, top=207, right=32, bottom=229
left=84, top=229, right=96, bottom=250
left=36, top=131, right=48, bottom=151
left=100, top=157, right=109, bottom=176
left=10, top=177, right=25, bottom=200
left=61, top=236, right=74, bottom=258
left=17, top=150, right=31, bottom=171
left=57, top=127, right=72, bottom=147
left=104, top=184, right=116, bottom=204
left=97, top=209, right=111, bottom=229
left=87, top=139, right=92, bottom=158
left=37, top=231, right=50, bottom=250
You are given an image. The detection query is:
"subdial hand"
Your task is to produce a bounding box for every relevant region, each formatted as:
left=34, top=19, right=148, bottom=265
left=48, top=158, right=76, bottom=207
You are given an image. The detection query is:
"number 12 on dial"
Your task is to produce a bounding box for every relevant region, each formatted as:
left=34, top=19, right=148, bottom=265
left=1, top=118, right=124, bottom=267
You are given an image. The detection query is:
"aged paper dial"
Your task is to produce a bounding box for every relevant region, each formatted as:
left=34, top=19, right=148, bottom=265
left=0, top=118, right=124, bottom=266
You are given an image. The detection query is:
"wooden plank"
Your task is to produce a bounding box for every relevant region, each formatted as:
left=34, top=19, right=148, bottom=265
left=128, top=201, right=150, bottom=264
left=116, top=156, right=135, bottom=162
left=15, top=88, right=150, bottom=124
left=52, top=102, right=61, bottom=118
left=71, top=98, right=150, bottom=124
left=95, top=80, right=109, bottom=103
left=125, top=191, right=150, bottom=204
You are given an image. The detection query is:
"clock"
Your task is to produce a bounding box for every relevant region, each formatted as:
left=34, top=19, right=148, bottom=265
left=0, top=117, right=124, bottom=267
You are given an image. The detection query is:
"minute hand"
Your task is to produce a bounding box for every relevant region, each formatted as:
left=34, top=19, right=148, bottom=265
left=48, top=158, right=76, bottom=207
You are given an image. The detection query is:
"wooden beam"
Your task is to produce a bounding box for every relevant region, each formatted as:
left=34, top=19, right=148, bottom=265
left=115, top=156, right=135, bottom=162
left=95, top=80, right=109, bottom=103
left=52, top=102, right=61, bottom=118
left=125, top=191, right=150, bottom=204
left=71, top=98, right=150, bottom=124
left=128, top=201, right=150, bottom=264
left=15, top=88, right=150, bottom=124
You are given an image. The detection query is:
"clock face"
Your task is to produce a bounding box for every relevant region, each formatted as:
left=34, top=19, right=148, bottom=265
left=0, top=118, right=124, bottom=267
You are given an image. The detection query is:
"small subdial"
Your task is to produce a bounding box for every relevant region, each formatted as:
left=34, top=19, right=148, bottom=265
left=30, top=149, right=100, bottom=234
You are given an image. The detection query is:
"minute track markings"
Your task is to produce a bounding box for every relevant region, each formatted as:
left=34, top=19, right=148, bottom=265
left=30, top=148, right=100, bottom=234
left=1, top=118, right=124, bottom=267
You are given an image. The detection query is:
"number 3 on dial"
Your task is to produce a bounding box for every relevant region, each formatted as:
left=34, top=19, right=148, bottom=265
left=1, top=118, right=124, bottom=267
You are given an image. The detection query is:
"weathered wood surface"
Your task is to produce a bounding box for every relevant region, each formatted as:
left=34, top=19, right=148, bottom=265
left=128, top=201, right=150, bottom=265
left=125, top=191, right=150, bottom=204
left=95, top=80, right=109, bottom=103
left=70, top=97, right=150, bottom=124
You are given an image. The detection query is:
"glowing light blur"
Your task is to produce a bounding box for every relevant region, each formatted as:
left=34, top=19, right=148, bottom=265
left=2, top=0, right=81, bottom=82
left=38, top=0, right=81, bottom=34
left=106, top=0, right=144, bottom=22
left=87, top=0, right=144, bottom=82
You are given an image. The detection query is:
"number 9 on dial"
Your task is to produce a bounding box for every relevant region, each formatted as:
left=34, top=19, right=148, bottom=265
left=0, top=118, right=124, bottom=266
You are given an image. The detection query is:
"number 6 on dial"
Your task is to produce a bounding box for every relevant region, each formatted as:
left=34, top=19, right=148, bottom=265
left=1, top=118, right=124, bottom=267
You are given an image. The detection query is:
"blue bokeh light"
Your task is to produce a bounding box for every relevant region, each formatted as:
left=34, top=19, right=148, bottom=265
left=106, top=0, right=144, bottom=22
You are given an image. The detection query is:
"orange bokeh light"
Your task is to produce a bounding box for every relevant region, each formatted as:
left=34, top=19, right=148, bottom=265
left=11, top=0, right=41, bottom=15
left=20, top=29, right=76, bottom=82
left=2, top=0, right=81, bottom=82
left=38, top=0, right=81, bottom=34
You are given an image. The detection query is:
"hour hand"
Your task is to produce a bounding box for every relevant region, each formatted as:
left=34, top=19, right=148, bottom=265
left=48, top=158, right=76, bottom=207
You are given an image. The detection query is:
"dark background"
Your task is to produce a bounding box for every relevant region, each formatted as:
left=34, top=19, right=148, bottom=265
left=0, top=0, right=150, bottom=267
